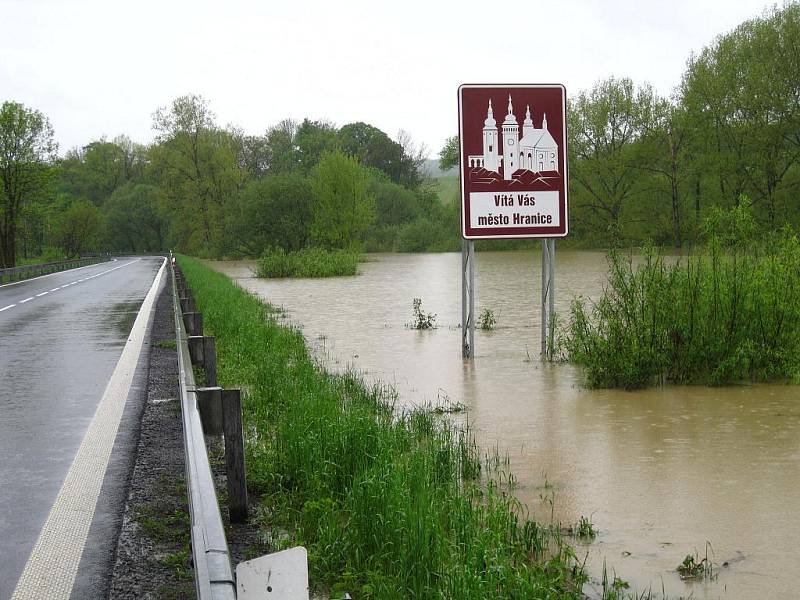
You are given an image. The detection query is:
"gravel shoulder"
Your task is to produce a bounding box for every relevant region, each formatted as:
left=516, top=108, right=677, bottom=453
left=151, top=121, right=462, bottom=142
left=109, top=270, right=267, bottom=599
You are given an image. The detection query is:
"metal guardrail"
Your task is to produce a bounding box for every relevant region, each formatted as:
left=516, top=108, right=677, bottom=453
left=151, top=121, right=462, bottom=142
left=0, top=255, right=109, bottom=284
left=171, top=263, right=236, bottom=600
left=172, top=258, right=309, bottom=600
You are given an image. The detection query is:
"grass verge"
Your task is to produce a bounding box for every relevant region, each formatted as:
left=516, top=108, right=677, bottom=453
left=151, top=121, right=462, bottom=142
left=178, top=254, right=585, bottom=599
left=256, top=247, right=360, bottom=278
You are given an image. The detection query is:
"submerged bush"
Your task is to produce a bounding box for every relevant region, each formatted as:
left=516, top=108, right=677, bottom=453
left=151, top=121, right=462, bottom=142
left=410, top=297, right=436, bottom=330
left=563, top=231, right=800, bottom=388
left=256, top=247, right=360, bottom=278
left=178, top=255, right=585, bottom=598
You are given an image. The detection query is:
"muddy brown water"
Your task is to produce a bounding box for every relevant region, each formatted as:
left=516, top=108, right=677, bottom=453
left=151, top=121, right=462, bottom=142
left=210, top=251, right=800, bottom=598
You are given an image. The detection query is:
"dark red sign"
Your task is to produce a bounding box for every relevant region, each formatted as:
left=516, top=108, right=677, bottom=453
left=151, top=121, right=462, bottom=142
left=458, top=84, right=568, bottom=239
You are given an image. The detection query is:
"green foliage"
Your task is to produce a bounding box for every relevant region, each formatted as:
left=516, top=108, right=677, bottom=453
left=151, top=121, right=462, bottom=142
left=310, top=151, right=375, bottom=250
left=563, top=222, right=800, bottom=388
left=438, top=135, right=459, bottom=171
left=568, top=77, right=660, bottom=246
left=256, top=247, right=360, bottom=278
left=566, top=516, right=597, bottom=540
left=103, top=183, right=166, bottom=253
left=295, top=119, right=339, bottom=172
left=478, top=308, right=496, bottom=331
left=0, top=101, right=57, bottom=267
left=150, top=94, right=245, bottom=257
left=237, top=172, right=313, bottom=254
left=676, top=543, right=717, bottom=581
left=681, top=5, right=800, bottom=229
left=177, top=255, right=586, bottom=598
left=53, top=199, right=104, bottom=257
left=410, top=298, right=436, bottom=330
left=338, top=122, right=420, bottom=188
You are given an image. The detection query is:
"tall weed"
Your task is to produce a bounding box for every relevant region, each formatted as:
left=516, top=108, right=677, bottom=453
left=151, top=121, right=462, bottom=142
left=563, top=231, right=800, bottom=388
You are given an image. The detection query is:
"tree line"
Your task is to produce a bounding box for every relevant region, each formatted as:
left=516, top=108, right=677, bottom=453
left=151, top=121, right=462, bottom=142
left=440, top=4, right=800, bottom=249
left=0, top=94, right=459, bottom=267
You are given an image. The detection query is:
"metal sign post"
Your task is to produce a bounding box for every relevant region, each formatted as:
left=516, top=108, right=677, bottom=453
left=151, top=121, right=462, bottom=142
left=457, top=84, right=568, bottom=360
left=540, top=238, right=555, bottom=359
left=462, top=239, right=475, bottom=358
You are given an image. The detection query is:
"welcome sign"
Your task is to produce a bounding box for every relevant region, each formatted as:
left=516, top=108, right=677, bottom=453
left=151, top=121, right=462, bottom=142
left=458, top=84, right=569, bottom=239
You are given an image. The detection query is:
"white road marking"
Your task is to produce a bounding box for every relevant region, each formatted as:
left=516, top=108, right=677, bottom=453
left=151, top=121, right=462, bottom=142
left=11, top=258, right=166, bottom=600
left=0, top=259, right=142, bottom=314
left=0, top=259, right=121, bottom=289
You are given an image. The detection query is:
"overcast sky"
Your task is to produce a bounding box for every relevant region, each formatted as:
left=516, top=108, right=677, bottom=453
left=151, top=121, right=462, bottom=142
left=2, top=0, right=776, bottom=158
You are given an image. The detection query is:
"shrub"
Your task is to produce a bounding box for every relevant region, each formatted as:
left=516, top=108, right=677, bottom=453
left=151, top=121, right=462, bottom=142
left=256, top=247, right=360, bottom=278
left=562, top=231, right=800, bottom=388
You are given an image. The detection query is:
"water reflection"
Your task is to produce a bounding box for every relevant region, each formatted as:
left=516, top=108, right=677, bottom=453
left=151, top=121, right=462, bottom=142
left=210, top=250, right=800, bottom=598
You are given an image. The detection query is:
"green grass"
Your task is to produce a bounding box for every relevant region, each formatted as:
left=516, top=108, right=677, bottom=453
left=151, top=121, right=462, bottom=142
left=177, top=254, right=586, bottom=599
left=562, top=232, right=800, bottom=388
left=256, top=247, right=360, bottom=278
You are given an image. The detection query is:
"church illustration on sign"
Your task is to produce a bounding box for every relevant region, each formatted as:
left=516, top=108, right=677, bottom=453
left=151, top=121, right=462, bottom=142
left=468, top=95, right=558, bottom=180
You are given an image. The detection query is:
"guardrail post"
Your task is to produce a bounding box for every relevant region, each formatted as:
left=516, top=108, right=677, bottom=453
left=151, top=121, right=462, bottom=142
left=188, top=335, right=205, bottom=365
left=181, top=296, right=196, bottom=313
left=196, top=387, right=223, bottom=435
left=203, top=336, right=217, bottom=387
left=183, top=312, right=204, bottom=337
left=221, top=388, right=248, bottom=523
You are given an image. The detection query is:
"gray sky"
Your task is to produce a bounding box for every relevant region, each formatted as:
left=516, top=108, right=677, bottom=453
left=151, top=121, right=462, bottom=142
left=2, top=0, right=776, bottom=158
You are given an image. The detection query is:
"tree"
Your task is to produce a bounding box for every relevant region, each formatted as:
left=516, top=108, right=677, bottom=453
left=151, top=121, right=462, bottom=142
left=681, top=4, right=800, bottom=228
left=150, top=94, right=245, bottom=256
left=438, top=135, right=459, bottom=171
left=237, top=172, right=313, bottom=254
left=103, top=183, right=166, bottom=253
left=294, top=119, right=338, bottom=172
left=568, top=77, right=658, bottom=243
left=638, top=98, right=688, bottom=248
left=338, top=122, right=420, bottom=186
left=0, top=101, right=57, bottom=267
left=264, top=119, right=299, bottom=174
left=310, top=150, right=375, bottom=249
left=54, top=199, right=103, bottom=257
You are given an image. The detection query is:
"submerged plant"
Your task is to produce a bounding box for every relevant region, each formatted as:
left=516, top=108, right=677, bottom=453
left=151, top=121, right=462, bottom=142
left=410, top=297, right=436, bottom=330
left=569, top=515, right=597, bottom=540
left=478, top=307, right=497, bottom=330
left=676, top=542, right=717, bottom=581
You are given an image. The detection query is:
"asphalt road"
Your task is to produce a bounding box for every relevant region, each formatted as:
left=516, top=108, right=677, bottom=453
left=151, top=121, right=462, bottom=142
left=0, top=257, right=164, bottom=599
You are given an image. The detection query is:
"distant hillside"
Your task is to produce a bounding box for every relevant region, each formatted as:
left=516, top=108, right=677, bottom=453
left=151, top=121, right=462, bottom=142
left=422, top=159, right=458, bottom=179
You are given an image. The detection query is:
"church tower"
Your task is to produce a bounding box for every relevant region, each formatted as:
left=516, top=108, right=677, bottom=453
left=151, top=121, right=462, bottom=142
left=523, top=105, right=534, bottom=137
left=502, top=95, right=519, bottom=180
left=482, top=99, right=499, bottom=173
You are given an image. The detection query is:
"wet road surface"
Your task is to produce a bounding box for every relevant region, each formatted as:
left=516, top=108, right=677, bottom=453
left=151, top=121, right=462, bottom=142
left=0, top=257, right=164, bottom=599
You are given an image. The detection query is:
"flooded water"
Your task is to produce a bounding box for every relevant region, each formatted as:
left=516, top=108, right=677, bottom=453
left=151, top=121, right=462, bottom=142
left=210, top=251, right=800, bottom=598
